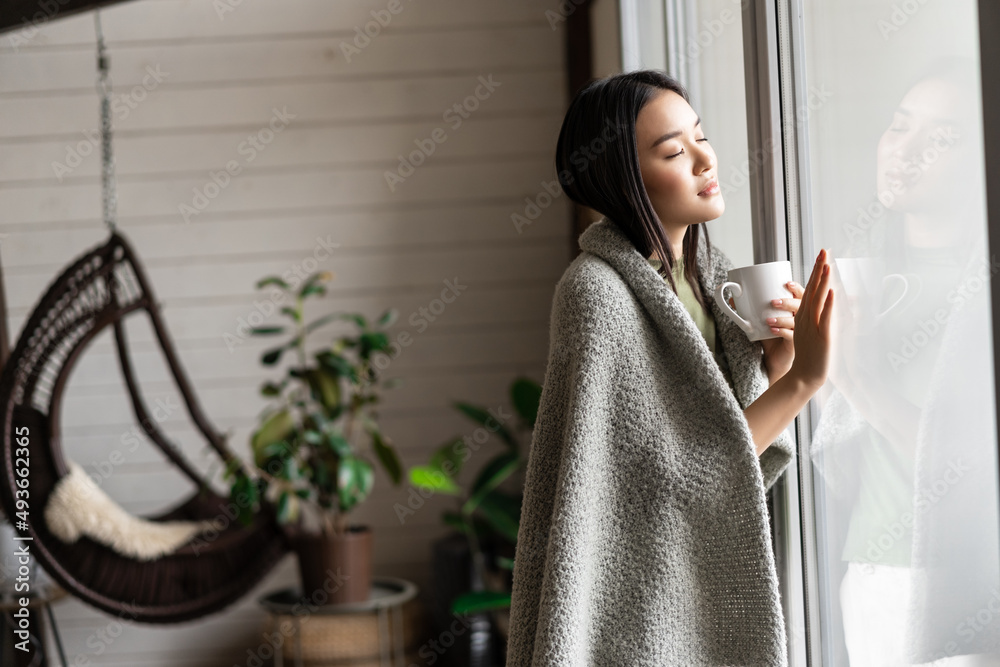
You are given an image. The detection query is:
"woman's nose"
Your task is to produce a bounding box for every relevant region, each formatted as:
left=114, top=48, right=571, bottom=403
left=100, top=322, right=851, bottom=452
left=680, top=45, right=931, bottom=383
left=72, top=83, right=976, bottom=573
left=695, top=148, right=715, bottom=173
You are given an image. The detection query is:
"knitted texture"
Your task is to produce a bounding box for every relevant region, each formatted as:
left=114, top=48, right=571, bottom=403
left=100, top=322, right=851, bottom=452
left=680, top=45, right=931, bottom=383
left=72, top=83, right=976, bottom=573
left=506, top=217, right=795, bottom=666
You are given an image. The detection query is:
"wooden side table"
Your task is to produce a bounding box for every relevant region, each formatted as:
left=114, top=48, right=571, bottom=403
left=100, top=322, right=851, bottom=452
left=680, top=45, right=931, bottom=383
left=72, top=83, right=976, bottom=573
left=258, top=576, right=424, bottom=667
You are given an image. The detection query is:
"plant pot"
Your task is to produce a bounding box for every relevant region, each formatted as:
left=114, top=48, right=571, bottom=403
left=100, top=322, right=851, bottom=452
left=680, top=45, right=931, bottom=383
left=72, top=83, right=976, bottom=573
left=292, top=524, right=373, bottom=605
left=430, top=531, right=503, bottom=667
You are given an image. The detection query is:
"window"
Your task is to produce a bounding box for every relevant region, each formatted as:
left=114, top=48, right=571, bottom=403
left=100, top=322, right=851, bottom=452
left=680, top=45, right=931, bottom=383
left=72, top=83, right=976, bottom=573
left=619, top=1, right=1000, bottom=664
left=796, top=1, right=997, bottom=665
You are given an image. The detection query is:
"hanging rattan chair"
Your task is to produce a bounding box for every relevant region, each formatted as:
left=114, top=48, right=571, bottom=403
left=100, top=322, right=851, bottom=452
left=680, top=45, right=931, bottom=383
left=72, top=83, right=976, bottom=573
left=0, top=10, right=289, bottom=623
left=0, top=229, right=290, bottom=623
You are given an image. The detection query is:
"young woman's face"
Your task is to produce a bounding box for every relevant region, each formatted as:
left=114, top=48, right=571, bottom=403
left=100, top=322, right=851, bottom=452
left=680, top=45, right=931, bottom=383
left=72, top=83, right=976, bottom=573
left=636, top=90, right=724, bottom=231
left=876, top=77, right=972, bottom=215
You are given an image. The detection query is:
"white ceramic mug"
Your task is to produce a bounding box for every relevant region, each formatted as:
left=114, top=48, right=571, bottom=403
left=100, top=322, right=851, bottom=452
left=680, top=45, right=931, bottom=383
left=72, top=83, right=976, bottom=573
left=714, top=260, right=794, bottom=341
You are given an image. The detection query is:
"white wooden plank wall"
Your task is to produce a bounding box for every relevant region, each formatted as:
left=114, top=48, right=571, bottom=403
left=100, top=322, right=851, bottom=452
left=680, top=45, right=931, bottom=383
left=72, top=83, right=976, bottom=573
left=0, top=0, right=571, bottom=663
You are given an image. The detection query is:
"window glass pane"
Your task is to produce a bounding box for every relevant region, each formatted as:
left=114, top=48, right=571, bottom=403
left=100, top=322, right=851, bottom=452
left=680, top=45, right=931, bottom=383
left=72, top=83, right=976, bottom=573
left=623, top=0, right=755, bottom=265
left=800, top=2, right=999, bottom=664
left=685, top=0, right=756, bottom=269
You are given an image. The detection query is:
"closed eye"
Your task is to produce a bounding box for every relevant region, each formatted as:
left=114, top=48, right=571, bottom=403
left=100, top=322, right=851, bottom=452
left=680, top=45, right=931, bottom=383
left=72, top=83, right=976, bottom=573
left=666, top=138, right=710, bottom=159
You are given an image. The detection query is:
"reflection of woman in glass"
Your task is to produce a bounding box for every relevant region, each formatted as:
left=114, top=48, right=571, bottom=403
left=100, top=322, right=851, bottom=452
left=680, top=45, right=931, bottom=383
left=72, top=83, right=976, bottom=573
left=812, top=56, right=1000, bottom=665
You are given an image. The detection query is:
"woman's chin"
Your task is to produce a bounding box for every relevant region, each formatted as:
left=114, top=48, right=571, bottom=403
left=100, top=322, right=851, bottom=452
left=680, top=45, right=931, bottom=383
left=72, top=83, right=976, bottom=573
left=701, top=199, right=725, bottom=221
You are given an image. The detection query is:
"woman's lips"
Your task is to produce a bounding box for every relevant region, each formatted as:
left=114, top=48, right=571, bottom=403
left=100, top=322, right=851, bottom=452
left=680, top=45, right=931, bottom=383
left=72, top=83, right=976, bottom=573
left=884, top=165, right=905, bottom=185
left=698, top=179, right=720, bottom=196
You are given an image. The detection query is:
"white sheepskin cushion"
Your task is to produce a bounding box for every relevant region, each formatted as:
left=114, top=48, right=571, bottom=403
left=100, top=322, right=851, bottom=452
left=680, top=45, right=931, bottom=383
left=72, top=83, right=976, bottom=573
left=44, top=460, right=218, bottom=561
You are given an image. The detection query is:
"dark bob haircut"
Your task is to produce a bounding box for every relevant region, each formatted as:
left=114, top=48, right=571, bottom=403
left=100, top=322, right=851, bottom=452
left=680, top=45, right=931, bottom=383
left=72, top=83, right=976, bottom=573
left=555, top=69, right=714, bottom=311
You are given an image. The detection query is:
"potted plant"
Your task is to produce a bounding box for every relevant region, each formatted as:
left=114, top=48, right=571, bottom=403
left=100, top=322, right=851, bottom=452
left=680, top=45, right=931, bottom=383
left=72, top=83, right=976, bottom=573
left=408, top=376, right=541, bottom=666
left=225, top=270, right=404, bottom=604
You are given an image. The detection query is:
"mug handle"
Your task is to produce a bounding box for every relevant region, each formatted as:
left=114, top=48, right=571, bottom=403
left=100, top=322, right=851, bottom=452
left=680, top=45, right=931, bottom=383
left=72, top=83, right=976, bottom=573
left=877, top=273, right=908, bottom=318
left=714, top=282, right=754, bottom=336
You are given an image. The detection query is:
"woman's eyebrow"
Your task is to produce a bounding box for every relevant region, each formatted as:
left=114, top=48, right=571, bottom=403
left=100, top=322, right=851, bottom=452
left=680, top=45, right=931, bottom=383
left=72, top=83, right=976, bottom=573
left=894, top=106, right=960, bottom=125
left=650, top=115, right=701, bottom=149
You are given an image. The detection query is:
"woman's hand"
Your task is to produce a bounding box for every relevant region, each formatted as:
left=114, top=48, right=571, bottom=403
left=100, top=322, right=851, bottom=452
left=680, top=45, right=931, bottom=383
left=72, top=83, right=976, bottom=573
left=788, top=248, right=836, bottom=389
left=760, top=280, right=805, bottom=383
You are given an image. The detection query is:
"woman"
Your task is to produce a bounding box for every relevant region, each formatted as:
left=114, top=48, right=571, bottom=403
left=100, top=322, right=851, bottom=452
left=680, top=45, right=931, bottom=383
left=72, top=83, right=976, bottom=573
left=505, top=70, right=834, bottom=665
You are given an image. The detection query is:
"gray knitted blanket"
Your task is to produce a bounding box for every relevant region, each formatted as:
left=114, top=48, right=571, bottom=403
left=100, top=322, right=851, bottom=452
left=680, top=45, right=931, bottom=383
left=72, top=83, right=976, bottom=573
left=506, top=217, right=795, bottom=666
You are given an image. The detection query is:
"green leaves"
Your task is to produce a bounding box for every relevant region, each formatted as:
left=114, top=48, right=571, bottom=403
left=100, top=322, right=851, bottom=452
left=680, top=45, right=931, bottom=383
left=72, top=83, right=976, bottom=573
left=429, top=437, right=466, bottom=480
left=397, top=376, right=543, bottom=623
left=298, top=271, right=332, bottom=299
left=261, top=381, right=284, bottom=397
left=370, top=428, right=402, bottom=486
left=474, top=490, right=520, bottom=542
left=256, top=276, right=290, bottom=290
left=337, top=456, right=373, bottom=512
left=409, top=437, right=466, bottom=494
left=249, top=326, right=285, bottom=336
left=305, top=368, right=341, bottom=416
left=453, top=402, right=516, bottom=449
left=442, top=510, right=470, bottom=533
left=251, top=409, right=294, bottom=466
left=451, top=590, right=511, bottom=615
left=359, top=331, right=390, bottom=360
left=303, top=313, right=346, bottom=334
left=511, top=377, right=542, bottom=430
left=233, top=269, right=404, bottom=528
left=463, top=451, right=520, bottom=516
left=227, top=467, right=260, bottom=527
left=323, top=430, right=351, bottom=458
left=377, top=309, right=397, bottom=327
left=316, top=350, right=358, bottom=384
left=277, top=490, right=301, bottom=524
left=261, top=344, right=288, bottom=366
left=340, top=313, right=366, bottom=329
left=410, top=465, right=461, bottom=494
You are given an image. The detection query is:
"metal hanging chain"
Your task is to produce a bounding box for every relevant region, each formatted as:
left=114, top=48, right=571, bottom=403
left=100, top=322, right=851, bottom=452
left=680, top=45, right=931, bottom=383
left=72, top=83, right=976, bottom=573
left=94, top=9, right=118, bottom=234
